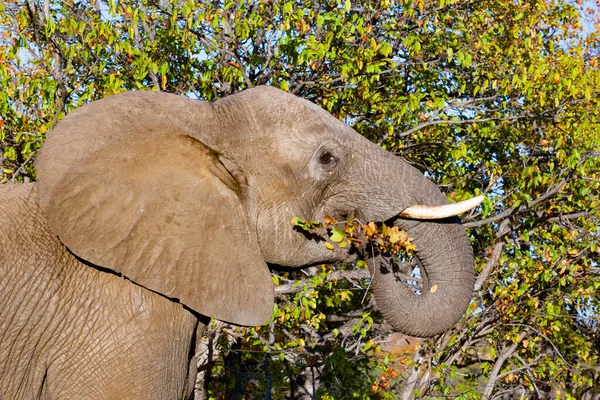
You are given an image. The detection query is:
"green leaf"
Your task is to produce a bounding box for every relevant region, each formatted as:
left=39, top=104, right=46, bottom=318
left=291, top=217, right=306, bottom=226
left=330, top=227, right=346, bottom=243
left=317, top=14, right=324, bottom=29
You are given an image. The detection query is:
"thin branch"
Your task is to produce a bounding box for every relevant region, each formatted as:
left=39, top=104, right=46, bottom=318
left=497, top=360, right=538, bottom=379
left=400, top=349, right=429, bottom=400
left=395, top=114, right=527, bottom=139
left=515, top=353, right=543, bottom=398
left=274, top=269, right=370, bottom=295
left=536, top=210, right=591, bottom=225
left=463, top=152, right=591, bottom=229
left=505, top=323, right=573, bottom=368
left=131, top=17, right=160, bottom=91
left=475, top=219, right=510, bottom=291
left=482, top=331, right=528, bottom=399
left=7, top=150, right=37, bottom=183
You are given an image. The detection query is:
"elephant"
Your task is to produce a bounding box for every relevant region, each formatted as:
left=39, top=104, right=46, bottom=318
left=0, top=86, right=482, bottom=399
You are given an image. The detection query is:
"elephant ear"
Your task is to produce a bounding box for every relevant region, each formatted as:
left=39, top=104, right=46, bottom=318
left=35, top=91, right=273, bottom=326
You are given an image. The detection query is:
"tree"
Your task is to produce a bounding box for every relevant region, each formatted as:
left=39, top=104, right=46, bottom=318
left=1, top=0, right=599, bottom=398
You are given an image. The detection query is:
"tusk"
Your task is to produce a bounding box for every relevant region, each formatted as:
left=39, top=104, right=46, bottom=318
left=400, top=195, right=485, bottom=220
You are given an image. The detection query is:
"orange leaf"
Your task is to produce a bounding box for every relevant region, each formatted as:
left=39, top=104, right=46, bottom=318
left=365, top=221, right=377, bottom=237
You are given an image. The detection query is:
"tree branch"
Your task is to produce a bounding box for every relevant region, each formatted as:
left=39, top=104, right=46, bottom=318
left=7, top=151, right=37, bottom=183
left=482, top=331, right=528, bottom=399
left=463, top=152, right=592, bottom=229
left=274, top=269, right=370, bottom=295
left=395, top=114, right=527, bottom=139
left=475, top=219, right=510, bottom=291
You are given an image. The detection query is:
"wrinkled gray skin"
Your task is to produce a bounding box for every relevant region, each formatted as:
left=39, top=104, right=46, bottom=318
left=0, top=86, right=474, bottom=399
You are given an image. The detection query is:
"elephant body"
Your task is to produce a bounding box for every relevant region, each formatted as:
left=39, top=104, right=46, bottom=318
left=0, top=184, right=199, bottom=399
left=0, top=86, right=478, bottom=399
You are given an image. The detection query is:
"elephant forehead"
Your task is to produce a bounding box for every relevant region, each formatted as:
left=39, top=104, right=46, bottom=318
left=267, top=111, right=353, bottom=157
left=283, top=102, right=347, bottom=136
left=270, top=124, right=324, bottom=156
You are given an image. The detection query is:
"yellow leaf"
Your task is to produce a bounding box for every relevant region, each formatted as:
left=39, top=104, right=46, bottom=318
left=430, top=284, right=438, bottom=293
left=381, top=224, right=390, bottom=237
left=365, top=221, right=377, bottom=237
left=389, top=227, right=407, bottom=244
left=404, top=242, right=416, bottom=252
left=370, top=37, right=377, bottom=49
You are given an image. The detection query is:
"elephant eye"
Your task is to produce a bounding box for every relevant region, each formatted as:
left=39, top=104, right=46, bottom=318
left=319, top=151, right=337, bottom=167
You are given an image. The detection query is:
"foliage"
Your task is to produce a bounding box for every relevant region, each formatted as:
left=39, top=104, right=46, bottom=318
left=1, top=0, right=599, bottom=398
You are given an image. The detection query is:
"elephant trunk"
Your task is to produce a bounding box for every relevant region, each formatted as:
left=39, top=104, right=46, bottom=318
left=348, top=143, right=475, bottom=337
left=370, top=217, right=475, bottom=337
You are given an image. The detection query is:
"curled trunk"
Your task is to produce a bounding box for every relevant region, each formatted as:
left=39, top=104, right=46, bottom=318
left=370, top=217, right=475, bottom=337
left=341, top=136, right=477, bottom=337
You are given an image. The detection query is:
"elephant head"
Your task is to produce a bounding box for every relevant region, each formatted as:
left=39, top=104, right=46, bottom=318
left=35, top=86, right=480, bottom=337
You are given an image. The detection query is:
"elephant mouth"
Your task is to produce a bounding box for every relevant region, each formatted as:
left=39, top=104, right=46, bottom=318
left=357, top=216, right=420, bottom=281
left=291, top=224, right=328, bottom=243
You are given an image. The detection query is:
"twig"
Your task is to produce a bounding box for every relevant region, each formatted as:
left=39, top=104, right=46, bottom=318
left=474, top=219, right=510, bottom=291
left=274, top=269, right=370, bottom=295
left=395, top=114, right=527, bottom=139
left=8, top=151, right=37, bottom=183
left=482, top=331, right=528, bottom=399
left=505, top=323, right=572, bottom=368
left=463, top=152, right=591, bottom=229
left=515, top=353, right=543, bottom=398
